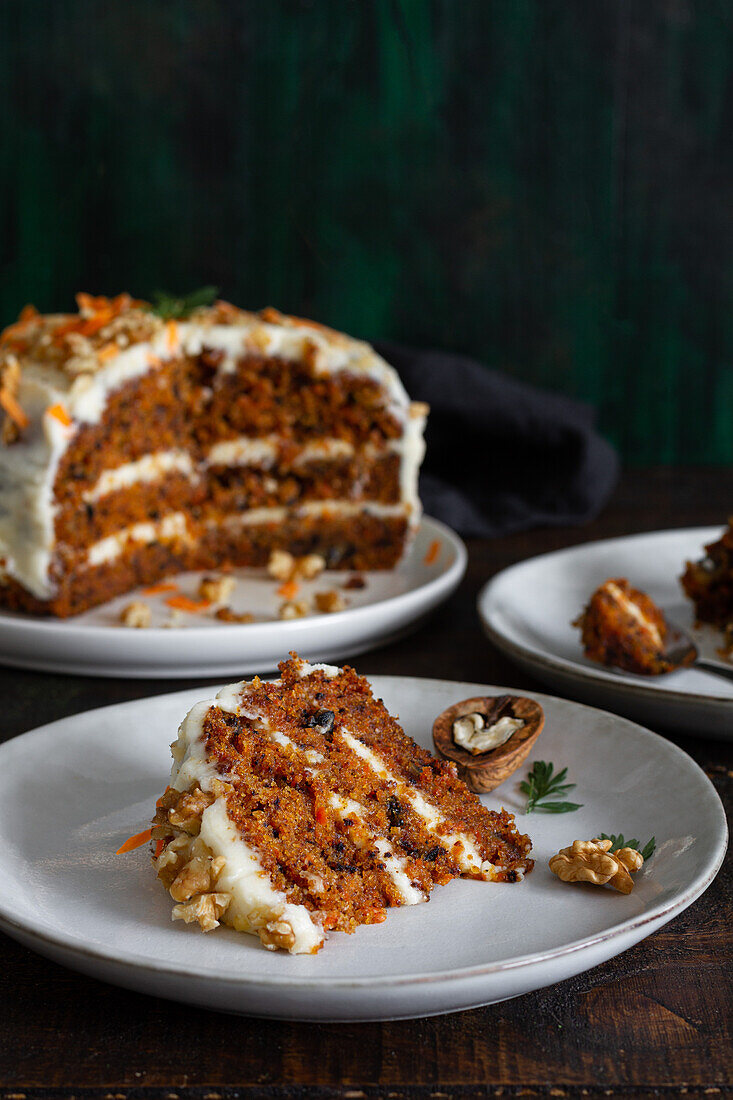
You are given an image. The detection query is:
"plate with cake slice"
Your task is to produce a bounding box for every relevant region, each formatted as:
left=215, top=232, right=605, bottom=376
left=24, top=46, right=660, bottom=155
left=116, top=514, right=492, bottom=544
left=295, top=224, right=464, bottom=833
left=0, top=294, right=465, bottom=676
left=0, top=657, right=725, bottom=1020
left=478, top=526, right=733, bottom=739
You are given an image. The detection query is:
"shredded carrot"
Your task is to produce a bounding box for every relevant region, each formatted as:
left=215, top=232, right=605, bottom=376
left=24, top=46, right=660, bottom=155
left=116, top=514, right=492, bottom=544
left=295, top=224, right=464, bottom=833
left=424, top=539, right=441, bottom=566
left=97, top=342, right=119, bottom=363
left=142, top=582, right=179, bottom=596
left=277, top=579, right=300, bottom=599
left=165, top=320, right=179, bottom=350
left=46, top=403, right=72, bottom=428
left=0, top=389, right=29, bottom=429
left=116, top=827, right=153, bottom=854
left=165, top=594, right=212, bottom=613
left=315, top=804, right=328, bottom=826
left=154, top=837, right=165, bottom=858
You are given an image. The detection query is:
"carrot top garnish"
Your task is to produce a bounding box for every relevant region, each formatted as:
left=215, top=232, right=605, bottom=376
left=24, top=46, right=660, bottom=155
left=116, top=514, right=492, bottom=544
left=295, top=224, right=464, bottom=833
left=46, top=403, right=72, bottom=428
left=116, top=827, right=153, bottom=854
left=165, top=594, right=212, bottom=613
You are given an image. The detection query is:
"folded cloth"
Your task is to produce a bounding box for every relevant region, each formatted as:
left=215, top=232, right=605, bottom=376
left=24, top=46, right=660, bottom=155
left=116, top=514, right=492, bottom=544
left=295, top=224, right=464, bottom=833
left=375, top=341, right=619, bottom=538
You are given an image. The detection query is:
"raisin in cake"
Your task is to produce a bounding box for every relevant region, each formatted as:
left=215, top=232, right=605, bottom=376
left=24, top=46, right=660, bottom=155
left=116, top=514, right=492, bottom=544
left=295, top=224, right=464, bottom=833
left=151, top=655, right=534, bottom=954
left=0, top=295, right=427, bottom=616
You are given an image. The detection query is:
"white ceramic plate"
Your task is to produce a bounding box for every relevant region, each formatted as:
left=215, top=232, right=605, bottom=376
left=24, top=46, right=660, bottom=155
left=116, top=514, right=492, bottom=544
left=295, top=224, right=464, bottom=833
left=0, top=517, right=465, bottom=679
left=0, top=676, right=725, bottom=1020
left=478, top=527, right=733, bottom=740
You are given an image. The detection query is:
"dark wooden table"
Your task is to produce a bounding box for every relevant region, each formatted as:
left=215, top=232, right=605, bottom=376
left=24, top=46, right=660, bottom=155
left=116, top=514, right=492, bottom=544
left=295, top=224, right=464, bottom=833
left=1, top=468, right=731, bottom=1100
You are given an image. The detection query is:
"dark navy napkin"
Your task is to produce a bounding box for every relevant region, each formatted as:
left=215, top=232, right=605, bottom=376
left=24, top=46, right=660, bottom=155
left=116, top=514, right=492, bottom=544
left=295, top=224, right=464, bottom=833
left=375, top=341, right=619, bottom=538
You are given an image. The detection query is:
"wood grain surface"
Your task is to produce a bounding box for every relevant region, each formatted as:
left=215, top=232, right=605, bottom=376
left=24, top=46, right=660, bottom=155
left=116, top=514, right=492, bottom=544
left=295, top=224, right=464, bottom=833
left=0, top=466, right=730, bottom=1099
left=1, top=1, right=731, bottom=463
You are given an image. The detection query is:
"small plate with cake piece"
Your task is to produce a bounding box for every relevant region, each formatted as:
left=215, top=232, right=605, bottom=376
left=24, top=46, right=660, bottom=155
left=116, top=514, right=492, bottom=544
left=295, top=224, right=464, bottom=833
left=0, top=515, right=465, bottom=678
left=0, top=662, right=725, bottom=1021
left=478, top=526, right=733, bottom=740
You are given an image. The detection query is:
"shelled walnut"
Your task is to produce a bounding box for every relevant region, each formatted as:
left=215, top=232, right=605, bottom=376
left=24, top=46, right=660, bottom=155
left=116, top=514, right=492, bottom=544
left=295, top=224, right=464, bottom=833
left=549, top=838, right=644, bottom=894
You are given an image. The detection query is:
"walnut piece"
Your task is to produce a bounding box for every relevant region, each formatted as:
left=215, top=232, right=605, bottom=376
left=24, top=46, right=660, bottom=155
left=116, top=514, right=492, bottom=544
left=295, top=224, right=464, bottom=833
left=314, top=589, right=347, bottom=614
left=198, top=574, right=236, bottom=605
left=298, top=553, right=326, bottom=579
left=267, top=549, right=295, bottom=581
left=172, top=892, right=231, bottom=932
left=549, top=838, right=645, bottom=894
left=268, top=549, right=327, bottom=582
left=119, top=601, right=152, bottom=628
left=215, top=607, right=255, bottom=623
left=168, top=786, right=216, bottom=835
left=260, top=918, right=297, bottom=952
left=279, top=598, right=311, bottom=620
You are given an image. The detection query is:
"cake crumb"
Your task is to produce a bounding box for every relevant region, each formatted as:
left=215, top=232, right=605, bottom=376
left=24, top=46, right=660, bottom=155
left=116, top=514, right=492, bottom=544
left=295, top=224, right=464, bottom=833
left=199, top=575, right=236, bottom=605
left=162, top=610, right=185, bottom=629
left=314, top=590, right=347, bottom=614
left=279, top=599, right=311, bottom=620
left=120, top=601, right=152, bottom=628
left=343, top=574, right=366, bottom=590
left=215, top=607, right=255, bottom=624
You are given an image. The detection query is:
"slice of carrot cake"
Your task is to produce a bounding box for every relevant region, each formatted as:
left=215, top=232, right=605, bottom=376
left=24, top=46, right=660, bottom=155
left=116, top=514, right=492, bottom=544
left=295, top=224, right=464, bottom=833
left=0, top=294, right=427, bottom=616
left=151, top=655, right=534, bottom=954
left=681, top=520, right=733, bottom=638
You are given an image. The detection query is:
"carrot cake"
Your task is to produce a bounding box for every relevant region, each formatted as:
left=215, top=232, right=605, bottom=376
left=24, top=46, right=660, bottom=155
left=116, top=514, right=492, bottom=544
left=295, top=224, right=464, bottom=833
left=0, top=294, right=427, bottom=616
left=151, top=654, right=534, bottom=954
left=681, top=521, right=733, bottom=642
left=574, top=577, right=689, bottom=675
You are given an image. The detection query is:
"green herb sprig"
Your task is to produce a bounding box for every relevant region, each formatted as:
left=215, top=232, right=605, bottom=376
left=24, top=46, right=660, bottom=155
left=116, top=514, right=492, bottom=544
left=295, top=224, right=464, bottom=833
left=149, top=286, right=219, bottom=320
left=520, top=761, right=582, bottom=814
left=598, top=833, right=656, bottom=861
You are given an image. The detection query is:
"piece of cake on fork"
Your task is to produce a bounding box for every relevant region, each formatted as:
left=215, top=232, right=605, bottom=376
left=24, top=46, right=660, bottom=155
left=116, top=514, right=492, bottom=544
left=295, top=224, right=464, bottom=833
left=151, top=654, right=534, bottom=954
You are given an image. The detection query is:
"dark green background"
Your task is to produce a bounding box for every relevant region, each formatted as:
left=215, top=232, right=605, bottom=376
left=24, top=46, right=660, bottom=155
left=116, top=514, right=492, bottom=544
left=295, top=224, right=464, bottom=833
left=1, top=0, right=731, bottom=463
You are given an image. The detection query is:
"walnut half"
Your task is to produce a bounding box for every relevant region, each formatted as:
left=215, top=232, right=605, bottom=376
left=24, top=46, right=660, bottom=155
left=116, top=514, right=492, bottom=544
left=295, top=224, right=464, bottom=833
left=549, top=838, right=645, bottom=894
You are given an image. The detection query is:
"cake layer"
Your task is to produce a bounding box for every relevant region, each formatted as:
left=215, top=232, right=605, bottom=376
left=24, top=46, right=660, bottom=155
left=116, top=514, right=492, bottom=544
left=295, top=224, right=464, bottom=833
left=0, top=506, right=409, bottom=616
left=151, top=656, right=533, bottom=953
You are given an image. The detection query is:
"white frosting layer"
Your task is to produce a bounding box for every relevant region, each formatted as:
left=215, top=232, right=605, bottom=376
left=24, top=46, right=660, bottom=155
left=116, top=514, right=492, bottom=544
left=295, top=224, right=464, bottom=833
left=169, top=693, right=325, bottom=955
left=217, top=500, right=411, bottom=529
left=340, top=730, right=503, bottom=880
left=86, top=512, right=190, bottom=567
left=206, top=435, right=357, bottom=469
left=0, top=317, right=424, bottom=599
left=83, top=450, right=197, bottom=503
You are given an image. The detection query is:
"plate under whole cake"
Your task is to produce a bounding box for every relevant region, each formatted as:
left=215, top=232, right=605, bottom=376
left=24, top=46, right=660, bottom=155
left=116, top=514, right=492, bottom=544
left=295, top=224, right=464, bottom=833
left=0, top=516, right=465, bottom=678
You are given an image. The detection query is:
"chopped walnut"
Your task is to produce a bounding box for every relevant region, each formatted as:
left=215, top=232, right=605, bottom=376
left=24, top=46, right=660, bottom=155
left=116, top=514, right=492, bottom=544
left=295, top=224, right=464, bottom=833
left=119, top=601, right=152, bottom=628
left=169, top=837, right=224, bottom=902
left=298, top=553, right=326, bottom=579
left=279, top=599, right=311, bottom=620
left=215, top=607, right=255, bottom=623
left=168, top=786, right=216, bottom=835
left=198, top=574, right=236, bottom=605
left=267, top=549, right=296, bottom=581
left=260, top=918, right=297, bottom=952
left=314, top=589, right=347, bottom=614
left=549, top=838, right=645, bottom=894
left=268, top=549, right=327, bottom=583
left=172, top=892, right=231, bottom=933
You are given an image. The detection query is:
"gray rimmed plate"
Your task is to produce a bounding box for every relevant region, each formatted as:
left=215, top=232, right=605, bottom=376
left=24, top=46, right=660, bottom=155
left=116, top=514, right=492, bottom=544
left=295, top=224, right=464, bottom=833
left=0, top=675, right=725, bottom=1020
left=478, top=527, right=733, bottom=740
